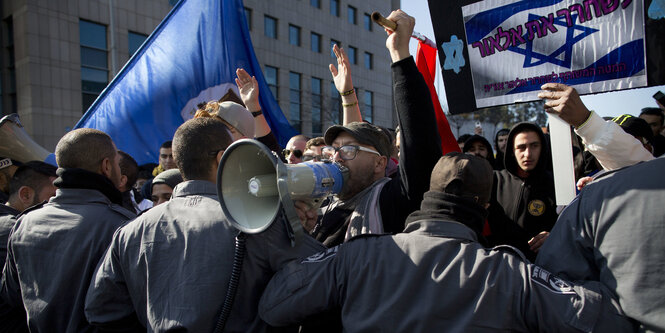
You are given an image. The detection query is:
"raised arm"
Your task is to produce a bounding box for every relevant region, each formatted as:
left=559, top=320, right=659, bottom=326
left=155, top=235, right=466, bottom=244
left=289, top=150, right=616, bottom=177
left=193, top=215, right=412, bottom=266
left=384, top=10, right=442, bottom=217
left=329, top=44, right=362, bottom=125
left=539, top=83, right=653, bottom=170
left=236, top=68, right=271, bottom=138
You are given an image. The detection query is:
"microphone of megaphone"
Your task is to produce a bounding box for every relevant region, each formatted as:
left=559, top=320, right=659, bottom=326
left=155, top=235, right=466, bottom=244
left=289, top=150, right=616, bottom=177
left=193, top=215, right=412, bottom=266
left=216, top=139, right=348, bottom=244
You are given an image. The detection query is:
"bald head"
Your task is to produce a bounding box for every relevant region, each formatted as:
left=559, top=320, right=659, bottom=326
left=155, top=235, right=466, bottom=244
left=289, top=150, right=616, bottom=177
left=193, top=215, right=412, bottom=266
left=55, top=128, right=122, bottom=188
left=56, top=128, right=117, bottom=172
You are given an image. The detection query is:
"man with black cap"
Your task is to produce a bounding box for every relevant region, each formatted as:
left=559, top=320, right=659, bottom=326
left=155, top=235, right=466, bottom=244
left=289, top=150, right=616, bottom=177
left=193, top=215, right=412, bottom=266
left=258, top=153, right=633, bottom=332
left=0, top=157, right=21, bottom=204
left=299, top=10, right=442, bottom=246
left=611, top=114, right=655, bottom=155
left=1, top=161, right=57, bottom=266
left=0, top=128, right=135, bottom=332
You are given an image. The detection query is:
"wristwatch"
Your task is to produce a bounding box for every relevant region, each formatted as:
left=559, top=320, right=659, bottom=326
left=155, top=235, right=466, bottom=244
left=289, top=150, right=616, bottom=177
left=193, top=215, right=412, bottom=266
left=251, top=109, right=263, bottom=117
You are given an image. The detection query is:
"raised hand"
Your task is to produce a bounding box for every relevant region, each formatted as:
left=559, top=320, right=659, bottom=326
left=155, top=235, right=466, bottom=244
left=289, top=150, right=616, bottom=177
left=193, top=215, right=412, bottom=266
left=384, top=10, right=415, bottom=62
left=235, top=68, right=261, bottom=112
left=538, top=83, right=591, bottom=128
left=329, top=44, right=354, bottom=94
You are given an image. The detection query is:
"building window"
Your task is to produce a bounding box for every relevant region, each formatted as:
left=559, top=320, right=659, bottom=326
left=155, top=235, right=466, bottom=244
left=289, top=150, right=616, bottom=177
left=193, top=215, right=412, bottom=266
left=329, top=81, right=341, bottom=124
left=364, top=52, right=373, bottom=70
left=363, top=91, right=373, bottom=123
left=244, top=7, right=252, bottom=30
left=310, top=0, right=320, bottom=8
left=330, top=0, right=339, bottom=17
left=347, top=6, right=357, bottom=25
left=347, top=46, right=357, bottom=64
left=289, top=72, right=302, bottom=131
left=1, top=16, right=17, bottom=115
left=128, top=32, right=147, bottom=58
left=289, top=24, right=301, bottom=46
left=364, top=13, right=372, bottom=31
left=265, top=66, right=278, bottom=100
left=311, top=77, right=322, bottom=135
left=80, top=20, right=108, bottom=112
left=311, top=32, right=321, bottom=53
left=330, top=39, right=340, bottom=58
left=264, top=15, right=277, bottom=39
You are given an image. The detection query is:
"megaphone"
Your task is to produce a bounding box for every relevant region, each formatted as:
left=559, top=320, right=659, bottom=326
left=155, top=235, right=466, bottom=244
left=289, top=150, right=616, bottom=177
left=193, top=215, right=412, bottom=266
left=0, top=113, right=51, bottom=163
left=216, top=139, right=348, bottom=245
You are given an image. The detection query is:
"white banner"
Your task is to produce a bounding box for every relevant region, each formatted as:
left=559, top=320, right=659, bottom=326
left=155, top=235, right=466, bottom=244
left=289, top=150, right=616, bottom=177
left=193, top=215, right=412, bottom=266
left=462, top=0, right=647, bottom=108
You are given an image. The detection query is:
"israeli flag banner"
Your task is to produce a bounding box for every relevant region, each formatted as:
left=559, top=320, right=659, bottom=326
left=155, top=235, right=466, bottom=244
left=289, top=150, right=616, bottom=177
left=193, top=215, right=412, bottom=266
left=462, top=0, right=647, bottom=108
left=75, top=0, right=296, bottom=165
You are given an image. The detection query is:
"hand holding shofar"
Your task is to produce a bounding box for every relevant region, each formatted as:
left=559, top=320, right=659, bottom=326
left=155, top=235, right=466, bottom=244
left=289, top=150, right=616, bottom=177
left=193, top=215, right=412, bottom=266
left=371, top=12, right=397, bottom=31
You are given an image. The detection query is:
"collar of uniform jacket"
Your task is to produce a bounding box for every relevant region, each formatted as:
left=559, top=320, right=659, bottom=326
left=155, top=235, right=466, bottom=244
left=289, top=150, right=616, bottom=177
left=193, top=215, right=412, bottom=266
left=172, top=180, right=217, bottom=198
left=403, top=220, right=478, bottom=243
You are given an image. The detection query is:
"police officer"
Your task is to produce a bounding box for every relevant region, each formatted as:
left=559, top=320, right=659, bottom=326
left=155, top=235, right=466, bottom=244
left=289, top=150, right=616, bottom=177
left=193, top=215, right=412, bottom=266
left=259, top=152, right=634, bottom=332
left=0, top=128, right=135, bottom=332
left=85, top=118, right=325, bottom=332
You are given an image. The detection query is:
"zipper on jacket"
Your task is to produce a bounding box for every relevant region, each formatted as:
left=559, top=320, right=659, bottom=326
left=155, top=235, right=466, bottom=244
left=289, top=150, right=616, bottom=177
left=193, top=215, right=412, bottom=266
left=512, top=181, right=525, bottom=222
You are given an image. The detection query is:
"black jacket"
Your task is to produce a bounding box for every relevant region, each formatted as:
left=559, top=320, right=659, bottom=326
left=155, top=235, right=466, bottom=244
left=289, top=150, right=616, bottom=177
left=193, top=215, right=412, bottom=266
left=487, top=122, right=557, bottom=261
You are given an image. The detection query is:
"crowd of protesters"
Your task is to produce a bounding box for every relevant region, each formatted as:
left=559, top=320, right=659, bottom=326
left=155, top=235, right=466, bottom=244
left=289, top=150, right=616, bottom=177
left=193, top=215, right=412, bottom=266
left=1, top=9, right=664, bottom=333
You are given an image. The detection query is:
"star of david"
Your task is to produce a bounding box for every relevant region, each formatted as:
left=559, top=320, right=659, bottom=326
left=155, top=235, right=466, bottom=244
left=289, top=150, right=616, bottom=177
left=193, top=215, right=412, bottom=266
left=442, top=35, right=466, bottom=74
left=508, top=14, right=598, bottom=69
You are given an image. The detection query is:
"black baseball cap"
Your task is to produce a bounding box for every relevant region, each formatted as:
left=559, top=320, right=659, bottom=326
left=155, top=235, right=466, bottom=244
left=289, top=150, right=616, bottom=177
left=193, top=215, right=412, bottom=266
left=429, top=152, right=493, bottom=205
left=324, top=122, right=392, bottom=158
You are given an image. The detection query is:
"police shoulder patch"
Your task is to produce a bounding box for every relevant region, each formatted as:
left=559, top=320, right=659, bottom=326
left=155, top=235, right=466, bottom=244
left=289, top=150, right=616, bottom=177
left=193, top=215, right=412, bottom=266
left=531, top=266, right=576, bottom=294
left=302, top=246, right=339, bottom=263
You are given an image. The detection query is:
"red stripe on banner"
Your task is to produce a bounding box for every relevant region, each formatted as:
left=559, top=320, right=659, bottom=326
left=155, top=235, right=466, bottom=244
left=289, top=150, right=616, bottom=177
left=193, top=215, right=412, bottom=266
left=415, top=40, right=461, bottom=155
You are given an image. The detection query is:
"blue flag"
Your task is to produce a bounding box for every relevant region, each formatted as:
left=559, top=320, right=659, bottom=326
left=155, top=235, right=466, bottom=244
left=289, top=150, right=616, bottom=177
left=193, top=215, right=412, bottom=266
left=75, top=0, right=297, bottom=165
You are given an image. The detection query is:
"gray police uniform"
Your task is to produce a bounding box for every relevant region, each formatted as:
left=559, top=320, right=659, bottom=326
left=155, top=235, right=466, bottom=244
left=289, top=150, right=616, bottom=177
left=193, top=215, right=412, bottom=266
left=537, top=157, right=665, bottom=332
left=0, top=204, right=20, bottom=270
left=0, top=188, right=135, bottom=333
left=85, top=180, right=326, bottom=332
left=260, top=219, right=634, bottom=332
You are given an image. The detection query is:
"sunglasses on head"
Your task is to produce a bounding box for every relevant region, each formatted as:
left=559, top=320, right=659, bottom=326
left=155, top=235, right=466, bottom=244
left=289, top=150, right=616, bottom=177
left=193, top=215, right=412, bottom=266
left=283, top=149, right=303, bottom=159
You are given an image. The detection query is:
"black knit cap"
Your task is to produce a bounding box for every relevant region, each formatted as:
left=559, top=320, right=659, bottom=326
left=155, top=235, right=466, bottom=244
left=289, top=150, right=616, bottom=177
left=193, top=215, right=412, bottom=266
left=612, top=114, right=653, bottom=143
left=429, top=152, right=493, bottom=205
left=152, top=168, right=183, bottom=189
left=324, top=122, right=392, bottom=158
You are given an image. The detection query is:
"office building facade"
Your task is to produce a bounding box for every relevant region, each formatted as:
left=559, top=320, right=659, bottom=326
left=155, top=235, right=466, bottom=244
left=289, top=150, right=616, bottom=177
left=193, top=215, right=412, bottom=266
left=0, top=0, right=397, bottom=150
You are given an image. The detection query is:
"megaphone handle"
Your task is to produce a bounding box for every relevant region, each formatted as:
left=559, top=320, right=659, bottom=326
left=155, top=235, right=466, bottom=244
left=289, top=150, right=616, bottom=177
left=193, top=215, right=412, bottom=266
left=277, top=164, right=304, bottom=247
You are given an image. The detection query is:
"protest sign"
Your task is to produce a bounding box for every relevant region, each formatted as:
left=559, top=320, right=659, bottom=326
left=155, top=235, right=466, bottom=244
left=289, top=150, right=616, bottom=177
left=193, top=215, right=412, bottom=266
left=430, top=0, right=665, bottom=114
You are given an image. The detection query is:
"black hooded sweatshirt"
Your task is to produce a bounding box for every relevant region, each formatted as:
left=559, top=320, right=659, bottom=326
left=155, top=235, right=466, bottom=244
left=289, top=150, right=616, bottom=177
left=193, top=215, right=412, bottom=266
left=463, top=135, right=497, bottom=170
left=486, top=122, right=557, bottom=262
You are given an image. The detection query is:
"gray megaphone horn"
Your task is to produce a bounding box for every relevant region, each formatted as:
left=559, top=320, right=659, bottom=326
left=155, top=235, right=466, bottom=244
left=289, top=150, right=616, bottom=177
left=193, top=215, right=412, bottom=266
left=216, top=139, right=348, bottom=245
left=0, top=113, right=51, bottom=163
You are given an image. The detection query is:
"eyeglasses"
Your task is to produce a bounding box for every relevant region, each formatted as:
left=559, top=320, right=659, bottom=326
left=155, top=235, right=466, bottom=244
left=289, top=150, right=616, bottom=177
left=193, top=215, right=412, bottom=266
left=321, top=145, right=380, bottom=160
left=302, top=154, right=325, bottom=162
left=283, top=149, right=303, bottom=159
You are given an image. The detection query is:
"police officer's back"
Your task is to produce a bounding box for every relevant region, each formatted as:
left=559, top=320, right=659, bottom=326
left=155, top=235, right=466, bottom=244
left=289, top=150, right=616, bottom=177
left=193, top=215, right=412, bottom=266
left=259, top=152, right=633, bottom=332
left=0, top=129, right=135, bottom=332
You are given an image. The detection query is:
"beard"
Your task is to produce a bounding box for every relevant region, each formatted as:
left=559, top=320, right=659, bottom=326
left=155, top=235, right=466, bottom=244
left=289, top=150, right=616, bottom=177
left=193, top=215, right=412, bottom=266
left=337, top=164, right=377, bottom=201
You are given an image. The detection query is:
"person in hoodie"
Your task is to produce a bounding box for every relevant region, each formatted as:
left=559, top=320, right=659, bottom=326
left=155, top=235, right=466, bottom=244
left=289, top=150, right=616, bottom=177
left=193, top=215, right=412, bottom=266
left=486, top=122, right=557, bottom=262
left=493, top=129, right=510, bottom=170
left=462, top=135, right=496, bottom=169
